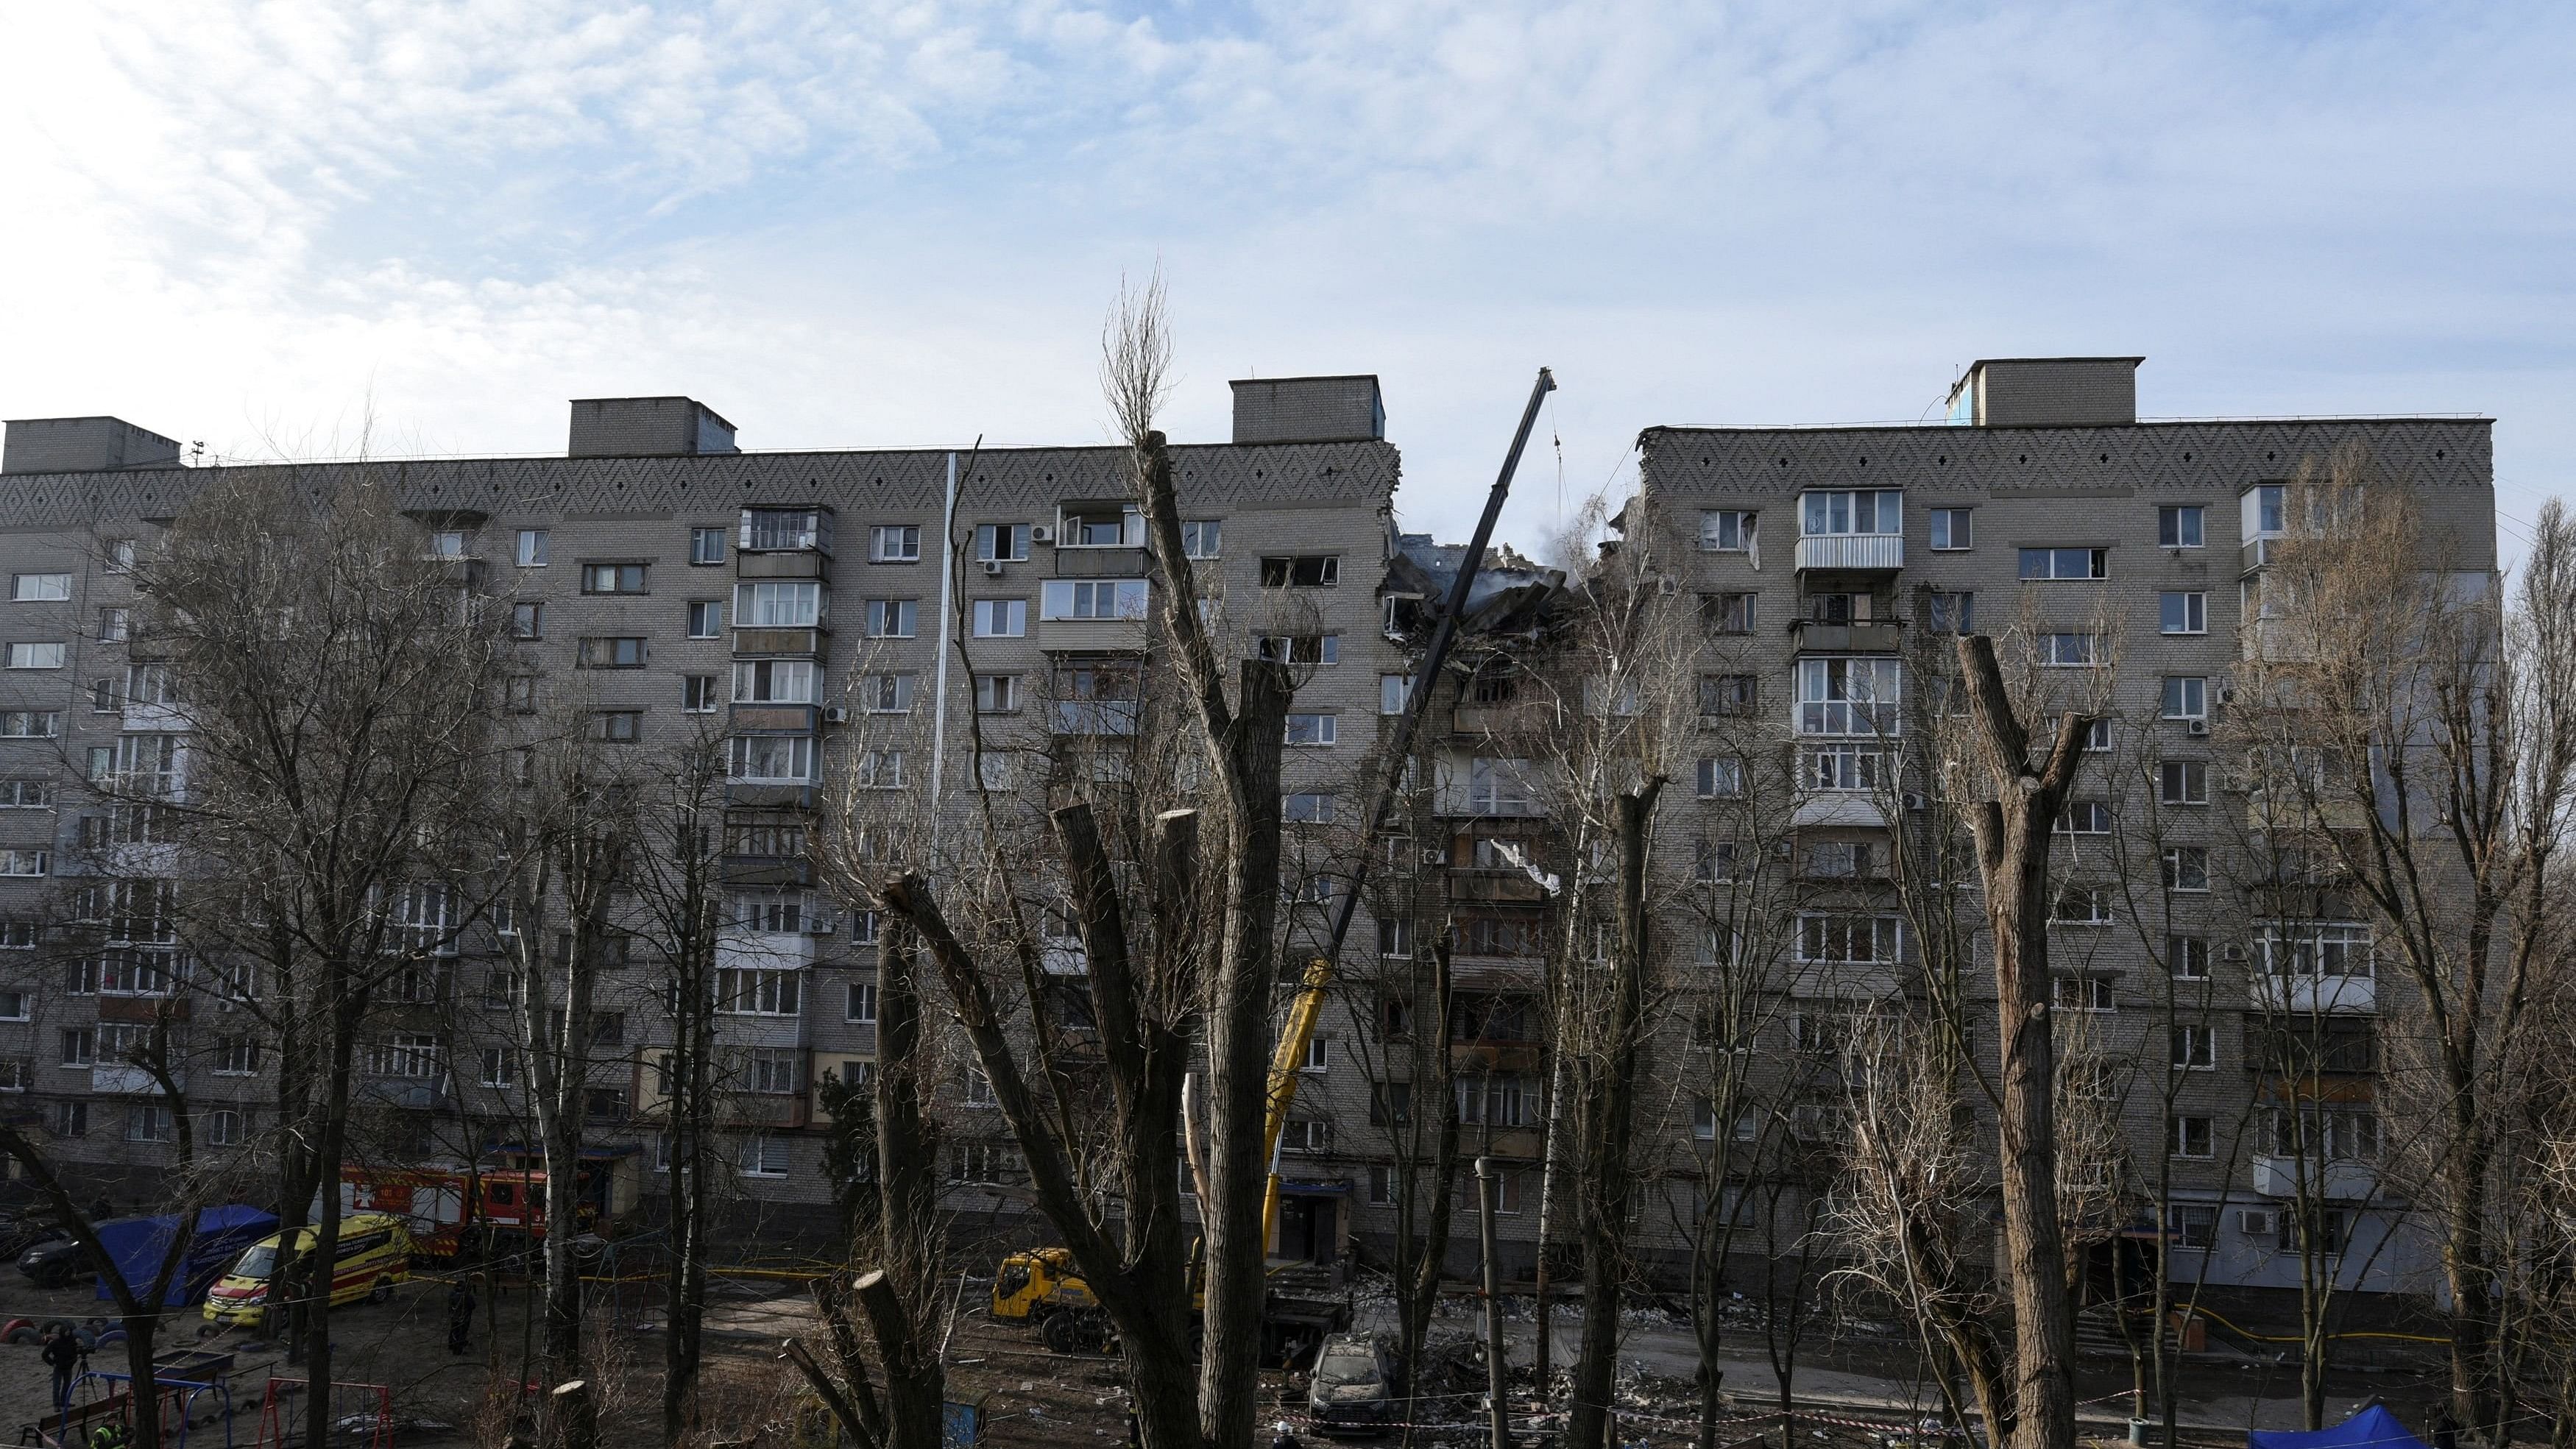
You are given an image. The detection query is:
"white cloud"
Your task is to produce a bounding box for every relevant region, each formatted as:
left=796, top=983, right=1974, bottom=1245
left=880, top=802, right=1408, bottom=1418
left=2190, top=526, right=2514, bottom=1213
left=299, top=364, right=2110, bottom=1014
left=0, top=0, right=2569, bottom=550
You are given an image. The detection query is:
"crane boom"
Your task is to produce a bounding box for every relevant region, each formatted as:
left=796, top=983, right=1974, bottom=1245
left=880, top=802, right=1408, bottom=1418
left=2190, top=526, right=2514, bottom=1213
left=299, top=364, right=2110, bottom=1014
left=1257, top=367, right=1557, bottom=1255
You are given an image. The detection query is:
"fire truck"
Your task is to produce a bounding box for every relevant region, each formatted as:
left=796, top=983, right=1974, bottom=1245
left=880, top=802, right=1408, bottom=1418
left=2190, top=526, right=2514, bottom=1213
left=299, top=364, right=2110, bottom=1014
left=332, top=1150, right=639, bottom=1258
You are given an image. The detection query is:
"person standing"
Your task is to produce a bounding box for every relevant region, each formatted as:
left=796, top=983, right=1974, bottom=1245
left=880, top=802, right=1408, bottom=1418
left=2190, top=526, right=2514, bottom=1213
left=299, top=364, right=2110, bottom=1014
left=42, top=1325, right=81, bottom=1412
left=445, top=1276, right=477, bottom=1355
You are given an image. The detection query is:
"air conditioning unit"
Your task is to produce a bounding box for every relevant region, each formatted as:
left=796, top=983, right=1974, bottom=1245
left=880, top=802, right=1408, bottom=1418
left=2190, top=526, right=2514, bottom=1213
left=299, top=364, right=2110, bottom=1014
left=2239, top=1209, right=2274, bottom=1236
left=1903, top=791, right=1928, bottom=811
left=1420, top=847, right=1447, bottom=867
left=821, top=706, right=851, bottom=724
left=1030, top=524, right=1055, bottom=544
left=2217, top=681, right=2237, bottom=705
left=1655, top=576, right=1680, bottom=596
left=2222, top=943, right=2247, bottom=963
left=2187, top=718, right=2209, bottom=737
left=981, top=559, right=1006, bottom=577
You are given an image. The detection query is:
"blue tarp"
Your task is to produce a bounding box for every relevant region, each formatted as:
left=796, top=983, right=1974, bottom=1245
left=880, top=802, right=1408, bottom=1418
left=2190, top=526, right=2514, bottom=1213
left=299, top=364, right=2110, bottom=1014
left=93, top=1206, right=280, bottom=1307
left=2250, top=1406, right=2432, bottom=1449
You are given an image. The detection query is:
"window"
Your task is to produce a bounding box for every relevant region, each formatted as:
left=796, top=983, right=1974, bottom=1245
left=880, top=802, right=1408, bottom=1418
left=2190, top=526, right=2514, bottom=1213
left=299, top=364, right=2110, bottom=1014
left=680, top=674, right=721, bottom=713
left=1277, top=1119, right=1332, bottom=1153
left=126, top=1105, right=175, bottom=1143
left=1060, top=504, right=1142, bottom=548
left=2056, top=801, right=2112, bottom=835
left=0, top=850, right=47, bottom=877
left=216, top=1037, right=261, bottom=1076
left=974, top=523, right=1031, bottom=561
left=728, top=734, right=817, bottom=784
left=1802, top=841, right=1862, bottom=879
left=735, top=1046, right=801, bottom=1095
left=2053, top=975, right=2115, bottom=1011
left=743, top=509, right=832, bottom=553
left=1377, top=918, right=1412, bottom=957
left=1259, top=555, right=1340, bottom=587
left=715, top=968, right=803, bottom=1016
left=676, top=525, right=723, bottom=567
left=61, top=1028, right=96, bottom=1066
left=7, top=643, right=63, bottom=670
left=1454, top=916, right=1540, bottom=957
left=737, top=1135, right=791, bottom=1178
left=686, top=601, right=723, bottom=639
left=2171, top=1024, right=2217, bottom=1069
left=97, top=608, right=127, bottom=643
left=974, top=674, right=1019, bottom=713
left=857, top=750, right=905, bottom=790
left=478, top=1047, right=518, bottom=1089
left=0, top=712, right=59, bottom=738
left=369, top=1034, right=442, bottom=1078
left=731, top=890, right=814, bottom=934
left=1465, top=757, right=1534, bottom=815
left=871, top=525, right=921, bottom=562
left=592, top=710, right=643, bottom=744
left=972, top=599, right=1028, bottom=637
left=103, top=540, right=134, bottom=573
left=581, top=563, right=648, bottom=595
left=1696, top=756, right=1745, bottom=799
left=1925, top=591, right=1974, bottom=634
left=2160, top=592, right=2207, bottom=635
left=12, top=575, right=70, bottom=603
left=963, top=1066, right=997, bottom=1107
left=1708, top=592, right=1755, bottom=634
left=2263, top=1105, right=2381, bottom=1163
left=1457, top=1075, right=1537, bottom=1127
left=1284, top=713, right=1337, bottom=747
left=737, top=581, right=825, bottom=628
left=2051, top=884, right=2112, bottom=924
left=425, top=529, right=468, bottom=559
left=509, top=603, right=542, bottom=640
left=1928, top=508, right=1973, bottom=550
left=1802, top=745, right=1886, bottom=791
left=124, top=662, right=173, bottom=707
left=1181, top=520, right=1222, bottom=559
left=1800, top=490, right=1902, bottom=536
left=1699, top=510, right=1755, bottom=552
left=0, top=779, right=48, bottom=809
left=2159, top=506, right=2206, bottom=549
left=846, top=979, right=878, bottom=1024
left=2170, top=935, right=2211, bottom=979
left=51, top=1100, right=88, bottom=1137
left=579, top=637, right=647, bottom=668
left=950, top=1143, right=1024, bottom=1185
left=1796, top=657, right=1901, bottom=734
left=2162, top=676, right=2208, bottom=720
left=1699, top=673, right=1758, bottom=717
left=517, top=530, right=551, bottom=567
left=734, top=659, right=818, bottom=704
left=2259, top=922, right=2374, bottom=979
left=1797, top=915, right=1901, bottom=963
left=1380, top=674, right=1412, bottom=715
left=1040, top=579, right=1147, bottom=621
left=2038, top=633, right=2100, bottom=667
left=1284, top=792, right=1335, bottom=824
left=2170, top=1204, right=2218, bottom=1250
left=1256, top=634, right=1341, bottom=666
left=2019, top=547, right=2108, bottom=580
left=2159, top=760, right=2209, bottom=805
left=863, top=599, right=917, bottom=638
left=2169, top=1116, right=2215, bottom=1159
left=500, top=676, right=538, bottom=714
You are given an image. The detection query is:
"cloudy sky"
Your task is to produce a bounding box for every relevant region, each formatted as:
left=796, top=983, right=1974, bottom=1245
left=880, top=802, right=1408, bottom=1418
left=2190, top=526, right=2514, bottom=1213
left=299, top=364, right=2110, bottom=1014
left=3, top=1, right=2569, bottom=556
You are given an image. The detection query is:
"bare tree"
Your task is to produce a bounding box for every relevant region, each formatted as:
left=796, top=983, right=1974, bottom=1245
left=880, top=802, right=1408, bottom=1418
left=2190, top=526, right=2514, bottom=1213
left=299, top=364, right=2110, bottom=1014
left=130, top=467, right=502, bottom=1449
left=2234, top=464, right=2576, bottom=1444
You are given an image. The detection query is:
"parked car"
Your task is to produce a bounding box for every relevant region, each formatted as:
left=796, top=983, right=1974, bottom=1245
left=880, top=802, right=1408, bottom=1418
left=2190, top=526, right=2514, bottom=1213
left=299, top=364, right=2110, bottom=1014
left=1305, top=1332, right=1402, bottom=1438
left=0, top=1211, right=66, bottom=1264
left=18, top=1219, right=135, bottom=1289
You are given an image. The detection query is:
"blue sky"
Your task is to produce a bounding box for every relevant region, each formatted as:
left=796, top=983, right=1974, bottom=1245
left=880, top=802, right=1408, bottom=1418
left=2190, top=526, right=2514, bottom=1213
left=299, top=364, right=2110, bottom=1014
left=3, top=1, right=2570, bottom=557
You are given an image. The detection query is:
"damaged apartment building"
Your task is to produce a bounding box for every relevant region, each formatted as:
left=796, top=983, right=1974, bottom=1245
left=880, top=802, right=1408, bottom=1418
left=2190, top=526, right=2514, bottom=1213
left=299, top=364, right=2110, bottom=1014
left=0, top=355, right=2500, bottom=1315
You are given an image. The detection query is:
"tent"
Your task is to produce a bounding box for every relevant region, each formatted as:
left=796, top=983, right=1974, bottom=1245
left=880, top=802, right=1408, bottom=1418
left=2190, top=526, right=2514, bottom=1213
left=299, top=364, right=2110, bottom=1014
left=2249, top=1406, right=2433, bottom=1449
left=93, top=1205, right=281, bottom=1307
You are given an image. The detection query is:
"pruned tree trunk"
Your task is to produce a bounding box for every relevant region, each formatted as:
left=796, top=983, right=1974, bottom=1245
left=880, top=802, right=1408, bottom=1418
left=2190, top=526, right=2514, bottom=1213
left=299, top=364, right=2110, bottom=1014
left=861, top=915, right=946, bottom=1449
left=1955, top=634, right=2087, bottom=1449
left=1565, top=782, right=1663, bottom=1449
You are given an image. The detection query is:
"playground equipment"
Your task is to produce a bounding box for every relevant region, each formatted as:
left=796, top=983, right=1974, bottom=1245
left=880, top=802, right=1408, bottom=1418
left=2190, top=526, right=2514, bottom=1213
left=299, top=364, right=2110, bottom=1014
left=19, top=1349, right=238, bottom=1449
left=251, top=1378, right=389, bottom=1449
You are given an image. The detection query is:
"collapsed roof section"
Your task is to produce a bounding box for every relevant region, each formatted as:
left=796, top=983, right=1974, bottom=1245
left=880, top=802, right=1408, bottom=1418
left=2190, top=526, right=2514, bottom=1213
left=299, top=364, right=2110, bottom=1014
left=1381, top=529, right=1565, bottom=643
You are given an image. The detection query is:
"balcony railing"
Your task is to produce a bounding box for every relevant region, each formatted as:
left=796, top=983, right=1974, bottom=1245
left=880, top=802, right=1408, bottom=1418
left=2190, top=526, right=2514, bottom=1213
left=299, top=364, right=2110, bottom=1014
left=1791, top=620, right=1904, bottom=653
left=2251, top=974, right=2377, bottom=1015
left=1794, top=534, right=1904, bottom=571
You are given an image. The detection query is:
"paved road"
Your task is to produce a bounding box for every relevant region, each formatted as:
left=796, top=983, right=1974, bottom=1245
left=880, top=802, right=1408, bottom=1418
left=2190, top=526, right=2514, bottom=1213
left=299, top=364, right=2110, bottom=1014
left=1354, top=1303, right=2351, bottom=1436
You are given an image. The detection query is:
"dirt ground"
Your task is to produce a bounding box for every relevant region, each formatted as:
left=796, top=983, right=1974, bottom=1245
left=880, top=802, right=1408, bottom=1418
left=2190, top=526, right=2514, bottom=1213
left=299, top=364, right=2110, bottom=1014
left=0, top=1264, right=2466, bottom=1449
